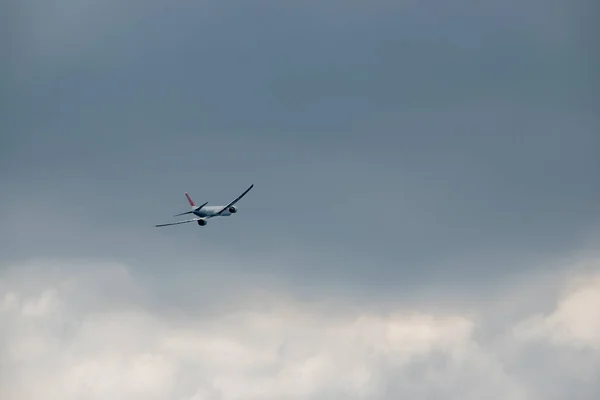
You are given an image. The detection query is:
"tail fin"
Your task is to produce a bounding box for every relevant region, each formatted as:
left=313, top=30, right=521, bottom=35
left=185, top=193, right=195, bottom=207
left=174, top=192, right=198, bottom=217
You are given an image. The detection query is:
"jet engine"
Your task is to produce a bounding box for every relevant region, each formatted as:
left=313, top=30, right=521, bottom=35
left=228, top=206, right=237, bottom=213
left=197, top=219, right=207, bottom=226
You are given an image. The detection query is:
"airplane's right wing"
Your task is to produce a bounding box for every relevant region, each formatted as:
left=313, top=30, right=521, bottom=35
left=155, top=217, right=204, bottom=227
left=215, top=184, right=254, bottom=216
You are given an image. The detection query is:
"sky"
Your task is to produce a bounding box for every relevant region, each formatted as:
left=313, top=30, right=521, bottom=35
left=1, top=0, right=599, bottom=399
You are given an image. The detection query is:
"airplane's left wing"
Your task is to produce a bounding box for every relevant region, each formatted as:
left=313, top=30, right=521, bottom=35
left=215, top=184, right=254, bottom=216
left=155, top=217, right=203, bottom=227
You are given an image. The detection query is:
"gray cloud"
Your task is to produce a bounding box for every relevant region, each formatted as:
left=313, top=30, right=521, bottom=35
left=1, top=0, right=598, bottom=310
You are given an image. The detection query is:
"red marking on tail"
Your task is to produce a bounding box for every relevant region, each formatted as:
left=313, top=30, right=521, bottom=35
left=185, top=193, right=195, bottom=207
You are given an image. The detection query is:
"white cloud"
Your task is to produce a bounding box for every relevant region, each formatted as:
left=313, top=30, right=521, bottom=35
left=513, top=272, right=600, bottom=350
left=1, top=258, right=599, bottom=400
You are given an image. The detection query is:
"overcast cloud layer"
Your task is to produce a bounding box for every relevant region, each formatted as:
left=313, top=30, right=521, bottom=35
left=2, top=0, right=599, bottom=399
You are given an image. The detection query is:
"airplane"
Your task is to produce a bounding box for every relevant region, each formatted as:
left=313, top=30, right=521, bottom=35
left=154, top=184, right=254, bottom=228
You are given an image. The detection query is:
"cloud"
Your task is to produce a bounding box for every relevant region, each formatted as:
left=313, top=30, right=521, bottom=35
left=1, top=258, right=599, bottom=399
left=514, top=272, right=600, bottom=350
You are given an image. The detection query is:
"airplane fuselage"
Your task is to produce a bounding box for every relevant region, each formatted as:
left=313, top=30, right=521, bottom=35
left=192, top=205, right=238, bottom=218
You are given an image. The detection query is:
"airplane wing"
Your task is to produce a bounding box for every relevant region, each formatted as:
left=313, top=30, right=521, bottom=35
left=215, top=184, right=254, bottom=216
left=155, top=217, right=204, bottom=227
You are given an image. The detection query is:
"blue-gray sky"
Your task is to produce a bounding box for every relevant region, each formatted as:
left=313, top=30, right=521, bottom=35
left=1, top=1, right=599, bottom=399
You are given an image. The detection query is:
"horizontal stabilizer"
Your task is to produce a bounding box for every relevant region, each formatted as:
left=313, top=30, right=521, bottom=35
left=174, top=201, right=208, bottom=217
